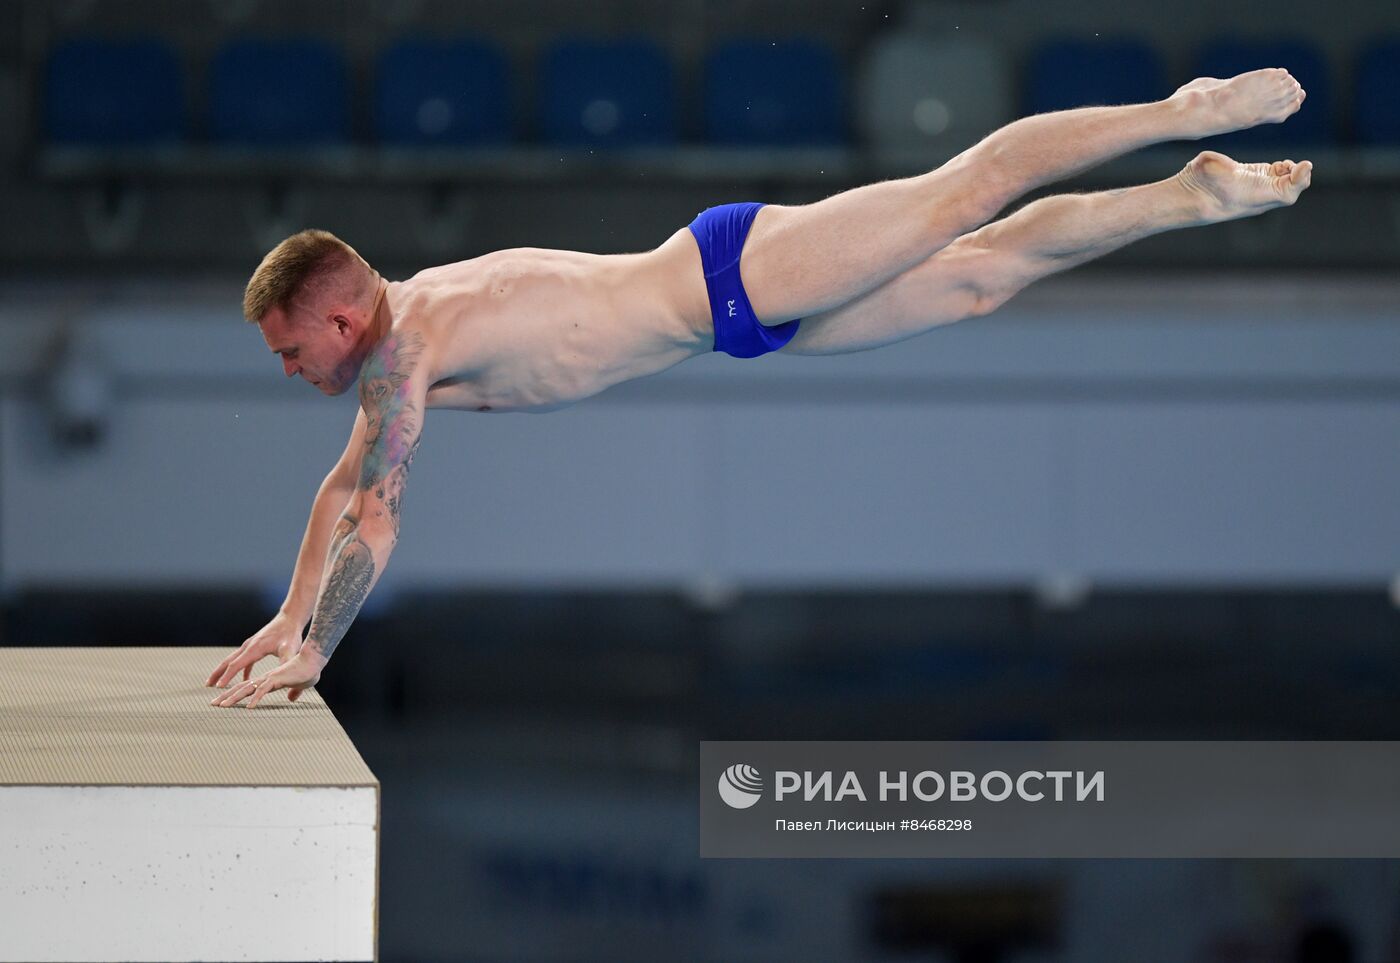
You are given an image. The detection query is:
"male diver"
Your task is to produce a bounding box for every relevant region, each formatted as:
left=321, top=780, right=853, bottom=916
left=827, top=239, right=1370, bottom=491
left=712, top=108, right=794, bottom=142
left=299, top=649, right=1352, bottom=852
left=209, top=69, right=1310, bottom=708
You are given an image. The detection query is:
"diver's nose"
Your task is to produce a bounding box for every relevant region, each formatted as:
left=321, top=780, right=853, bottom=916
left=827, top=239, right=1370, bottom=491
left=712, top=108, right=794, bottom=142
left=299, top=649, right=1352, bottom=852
left=282, top=357, right=298, bottom=378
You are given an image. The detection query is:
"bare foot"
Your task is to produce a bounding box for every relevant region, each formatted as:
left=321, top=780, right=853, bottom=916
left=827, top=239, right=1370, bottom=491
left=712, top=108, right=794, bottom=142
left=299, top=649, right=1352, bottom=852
left=1175, top=150, right=1313, bottom=222
left=1172, top=68, right=1305, bottom=138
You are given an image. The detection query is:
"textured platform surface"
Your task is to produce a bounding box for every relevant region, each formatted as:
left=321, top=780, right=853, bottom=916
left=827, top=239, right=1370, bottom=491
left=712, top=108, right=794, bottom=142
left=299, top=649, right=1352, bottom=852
left=0, top=646, right=378, bottom=786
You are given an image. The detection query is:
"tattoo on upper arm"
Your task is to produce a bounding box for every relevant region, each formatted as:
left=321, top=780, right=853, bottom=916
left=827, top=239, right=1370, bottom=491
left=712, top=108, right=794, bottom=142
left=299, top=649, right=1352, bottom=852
left=357, top=332, right=426, bottom=536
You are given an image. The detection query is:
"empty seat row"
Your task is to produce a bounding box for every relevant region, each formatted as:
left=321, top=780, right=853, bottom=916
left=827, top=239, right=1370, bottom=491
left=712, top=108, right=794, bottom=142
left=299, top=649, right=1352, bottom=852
left=43, top=34, right=1400, bottom=151
left=44, top=35, right=844, bottom=148
left=865, top=35, right=1400, bottom=150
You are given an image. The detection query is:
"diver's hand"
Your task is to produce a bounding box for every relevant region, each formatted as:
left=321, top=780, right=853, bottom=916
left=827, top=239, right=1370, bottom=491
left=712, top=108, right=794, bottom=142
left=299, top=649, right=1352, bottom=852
left=204, top=611, right=304, bottom=689
left=209, top=650, right=325, bottom=710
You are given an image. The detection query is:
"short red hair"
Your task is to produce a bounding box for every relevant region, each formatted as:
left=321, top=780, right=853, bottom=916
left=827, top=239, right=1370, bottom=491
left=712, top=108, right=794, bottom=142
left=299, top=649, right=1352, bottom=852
left=242, top=229, right=372, bottom=324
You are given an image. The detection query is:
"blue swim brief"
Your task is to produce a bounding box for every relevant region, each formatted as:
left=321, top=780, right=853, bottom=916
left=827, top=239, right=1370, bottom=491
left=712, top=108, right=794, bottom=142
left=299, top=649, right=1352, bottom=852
left=687, top=201, right=801, bottom=359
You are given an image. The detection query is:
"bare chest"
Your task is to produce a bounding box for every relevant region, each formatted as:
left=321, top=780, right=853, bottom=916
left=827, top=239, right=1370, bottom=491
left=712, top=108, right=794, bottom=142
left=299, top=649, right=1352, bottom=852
left=416, top=250, right=705, bottom=413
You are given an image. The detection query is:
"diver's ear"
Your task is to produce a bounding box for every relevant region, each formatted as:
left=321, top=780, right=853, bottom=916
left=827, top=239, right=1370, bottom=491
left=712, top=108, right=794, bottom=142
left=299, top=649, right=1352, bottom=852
left=332, top=313, right=352, bottom=335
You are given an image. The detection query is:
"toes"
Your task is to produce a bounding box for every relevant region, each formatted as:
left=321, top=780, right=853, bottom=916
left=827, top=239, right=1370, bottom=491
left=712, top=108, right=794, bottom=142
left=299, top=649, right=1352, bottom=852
left=1281, top=161, right=1313, bottom=200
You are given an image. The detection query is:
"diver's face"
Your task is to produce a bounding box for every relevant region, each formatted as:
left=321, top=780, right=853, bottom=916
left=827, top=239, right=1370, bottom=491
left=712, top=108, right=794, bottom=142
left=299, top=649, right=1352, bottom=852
left=259, top=307, right=357, bottom=396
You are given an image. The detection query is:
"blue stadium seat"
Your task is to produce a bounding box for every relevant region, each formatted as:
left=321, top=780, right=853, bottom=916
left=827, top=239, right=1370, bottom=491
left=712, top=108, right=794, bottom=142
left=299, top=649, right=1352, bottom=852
left=209, top=38, right=349, bottom=146
left=374, top=37, right=511, bottom=146
left=539, top=38, right=675, bottom=147
left=44, top=37, right=184, bottom=145
left=1192, top=39, right=1332, bottom=146
left=704, top=38, right=844, bottom=146
left=1026, top=39, right=1165, bottom=114
left=1355, top=39, right=1400, bottom=145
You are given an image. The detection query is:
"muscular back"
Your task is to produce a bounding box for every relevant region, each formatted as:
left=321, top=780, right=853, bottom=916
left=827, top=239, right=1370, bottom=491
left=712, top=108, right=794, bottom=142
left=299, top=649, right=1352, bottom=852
left=392, top=230, right=711, bottom=414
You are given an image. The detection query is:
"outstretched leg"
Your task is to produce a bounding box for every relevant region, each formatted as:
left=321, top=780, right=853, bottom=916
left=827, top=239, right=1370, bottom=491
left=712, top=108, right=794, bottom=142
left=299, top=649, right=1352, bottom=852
left=740, top=70, right=1306, bottom=326
left=779, top=151, right=1313, bottom=356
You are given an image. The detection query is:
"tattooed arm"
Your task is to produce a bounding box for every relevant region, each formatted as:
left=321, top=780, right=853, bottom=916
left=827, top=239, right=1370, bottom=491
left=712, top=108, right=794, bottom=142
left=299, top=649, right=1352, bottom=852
left=300, top=330, right=429, bottom=667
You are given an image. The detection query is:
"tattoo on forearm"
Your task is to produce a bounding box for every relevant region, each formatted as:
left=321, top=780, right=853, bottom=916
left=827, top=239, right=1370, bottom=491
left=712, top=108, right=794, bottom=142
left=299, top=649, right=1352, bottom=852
left=305, top=531, right=376, bottom=663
